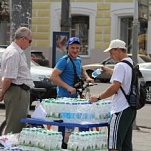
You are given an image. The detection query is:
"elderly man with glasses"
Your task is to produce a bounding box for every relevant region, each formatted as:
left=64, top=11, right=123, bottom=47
left=0, top=27, right=34, bottom=134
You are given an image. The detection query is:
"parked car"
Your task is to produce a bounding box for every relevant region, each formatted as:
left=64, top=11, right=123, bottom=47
left=31, top=50, right=50, bottom=67
left=139, top=63, right=151, bottom=104
left=138, top=55, right=151, bottom=62
left=0, top=47, right=57, bottom=106
left=83, top=54, right=149, bottom=82
left=30, top=61, right=57, bottom=105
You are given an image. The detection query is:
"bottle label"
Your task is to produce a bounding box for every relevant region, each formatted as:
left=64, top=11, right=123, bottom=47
left=92, top=68, right=102, bottom=78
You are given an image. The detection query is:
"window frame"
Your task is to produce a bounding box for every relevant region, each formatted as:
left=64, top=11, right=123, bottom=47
left=51, top=2, right=97, bottom=58
left=110, top=3, right=134, bottom=40
left=71, top=15, right=89, bottom=56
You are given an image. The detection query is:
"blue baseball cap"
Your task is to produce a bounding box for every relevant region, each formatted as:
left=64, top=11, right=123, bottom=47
left=67, top=37, right=81, bottom=45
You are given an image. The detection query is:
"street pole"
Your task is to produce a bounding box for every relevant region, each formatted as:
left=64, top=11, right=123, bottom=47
left=132, top=0, right=139, bottom=64
left=132, top=0, right=139, bottom=130
left=61, top=0, right=70, bottom=33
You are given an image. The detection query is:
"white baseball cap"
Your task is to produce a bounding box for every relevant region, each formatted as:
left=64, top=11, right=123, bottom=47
left=104, top=39, right=127, bottom=52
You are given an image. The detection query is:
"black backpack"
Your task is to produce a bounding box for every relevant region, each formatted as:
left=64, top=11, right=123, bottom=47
left=120, top=60, right=146, bottom=110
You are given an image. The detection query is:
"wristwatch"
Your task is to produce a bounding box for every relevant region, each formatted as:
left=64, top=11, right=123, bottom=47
left=97, top=95, right=101, bottom=101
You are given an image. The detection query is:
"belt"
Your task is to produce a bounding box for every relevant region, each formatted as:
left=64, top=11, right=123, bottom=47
left=11, top=83, right=30, bottom=91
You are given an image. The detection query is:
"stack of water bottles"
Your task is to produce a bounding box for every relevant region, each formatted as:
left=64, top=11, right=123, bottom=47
left=40, top=98, right=111, bottom=124
left=68, top=131, right=107, bottom=151
left=19, top=127, right=62, bottom=150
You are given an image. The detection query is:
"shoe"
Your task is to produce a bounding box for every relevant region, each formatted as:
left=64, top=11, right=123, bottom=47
left=62, top=142, right=67, bottom=149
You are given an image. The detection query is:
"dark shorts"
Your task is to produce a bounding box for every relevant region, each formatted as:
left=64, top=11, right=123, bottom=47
left=108, top=107, right=136, bottom=151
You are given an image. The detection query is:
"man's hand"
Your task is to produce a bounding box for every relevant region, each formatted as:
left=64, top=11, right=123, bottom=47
left=89, top=95, right=98, bottom=103
left=86, top=77, right=94, bottom=83
left=67, top=86, right=77, bottom=95
left=102, top=66, right=113, bottom=75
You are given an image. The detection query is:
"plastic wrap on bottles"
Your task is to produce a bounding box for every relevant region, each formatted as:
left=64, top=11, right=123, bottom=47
left=18, top=128, right=63, bottom=150
left=41, top=98, right=111, bottom=124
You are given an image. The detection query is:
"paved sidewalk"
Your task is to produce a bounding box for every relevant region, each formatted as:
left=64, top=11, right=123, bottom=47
left=133, top=127, right=151, bottom=151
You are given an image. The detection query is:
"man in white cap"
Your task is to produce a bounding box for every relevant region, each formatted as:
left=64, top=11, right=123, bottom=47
left=90, top=39, right=136, bottom=151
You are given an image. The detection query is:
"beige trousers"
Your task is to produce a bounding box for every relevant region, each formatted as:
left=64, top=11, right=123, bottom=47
left=4, top=85, right=30, bottom=134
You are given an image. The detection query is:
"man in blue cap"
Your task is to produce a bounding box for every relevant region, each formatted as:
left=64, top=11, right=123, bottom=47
left=50, top=37, right=94, bottom=149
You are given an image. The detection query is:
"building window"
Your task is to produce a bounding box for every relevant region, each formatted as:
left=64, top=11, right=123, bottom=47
left=71, top=15, right=89, bottom=55
left=120, top=17, right=133, bottom=53
left=51, top=2, right=97, bottom=58
left=111, top=3, right=149, bottom=55
left=0, top=21, right=10, bottom=45
left=138, top=21, right=148, bottom=55
left=120, top=17, right=148, bottom=55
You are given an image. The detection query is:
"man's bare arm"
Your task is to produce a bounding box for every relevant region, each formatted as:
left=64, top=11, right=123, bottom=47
left=50, top=68, right=76, bottom=94
left=0, top=78, right=13, bottom=101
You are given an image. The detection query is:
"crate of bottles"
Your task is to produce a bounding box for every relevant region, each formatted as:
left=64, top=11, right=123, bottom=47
left=18, top=127, right=108, bottom=151
left=68, top=131, right=107, bottom=151
left=19, top=128, right=62, bottom=150
left=40, top=98, right=111, bottom=124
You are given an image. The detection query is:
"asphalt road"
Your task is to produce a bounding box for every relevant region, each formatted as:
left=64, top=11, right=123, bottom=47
left=0, top=82, right=151, bottom=128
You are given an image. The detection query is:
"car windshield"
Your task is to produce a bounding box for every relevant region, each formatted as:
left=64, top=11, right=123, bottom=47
left=139, top=55, right=151, bottom=62
left=31, top=60, right=40, bottom=67
left=31, top=52, right=45, bottom=59
left=136, top=57, right=145, bottom=63
left=101, top=58, right=118, bottom=65
left=127, top=54, right=145, bottom=63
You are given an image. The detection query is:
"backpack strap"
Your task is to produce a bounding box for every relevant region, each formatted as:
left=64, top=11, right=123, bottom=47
left=65, top=55, right=83, bottom=87
left=68, top=55, right=79, bottom=79
left=121, top=60, right=133, bottom=69
left=120, top=60, right=134, bottom=101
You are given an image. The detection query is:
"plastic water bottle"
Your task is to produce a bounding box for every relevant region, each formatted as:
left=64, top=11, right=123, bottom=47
left=68, top=132, right=75, bottom=150
left=35, top=99, right=41, bottom=109
left=19, top=128, right=27, bottom=145
left=92, top=68, right=103, bottom=78
left=129, top=85, right=137, bottom=107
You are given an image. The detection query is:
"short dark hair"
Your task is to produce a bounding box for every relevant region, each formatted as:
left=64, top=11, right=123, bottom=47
left=120, top=48, right=127, bottom=53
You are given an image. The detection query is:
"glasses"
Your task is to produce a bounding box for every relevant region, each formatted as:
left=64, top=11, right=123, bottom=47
left=21, top=37, right=32, bottom=44
left=24, top=37, right=32, bottom=44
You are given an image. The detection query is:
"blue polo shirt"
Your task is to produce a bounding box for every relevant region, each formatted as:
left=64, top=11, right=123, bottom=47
left=55, top=55, right=82, bottom=98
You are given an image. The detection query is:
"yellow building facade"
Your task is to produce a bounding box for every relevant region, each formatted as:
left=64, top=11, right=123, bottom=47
left=31, top=0, right=149, bottom=65
left=32, top=0, right=132, bottom=48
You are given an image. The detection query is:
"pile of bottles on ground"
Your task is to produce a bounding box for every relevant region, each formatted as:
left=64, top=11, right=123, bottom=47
left=18, top=127, right=108, bottom=151
left=39, top=97, right=111, bottom=124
